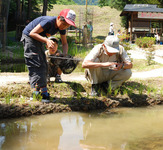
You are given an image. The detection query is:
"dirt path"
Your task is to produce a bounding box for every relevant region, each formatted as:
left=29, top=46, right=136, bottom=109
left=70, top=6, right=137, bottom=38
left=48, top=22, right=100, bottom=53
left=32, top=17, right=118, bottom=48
left=0, top=48, right=163, bottom=86
left=0, top=68, right=163, bottom=87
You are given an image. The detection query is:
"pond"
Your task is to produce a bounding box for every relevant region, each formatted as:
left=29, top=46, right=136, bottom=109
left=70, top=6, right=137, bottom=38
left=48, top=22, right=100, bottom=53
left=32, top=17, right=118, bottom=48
left=0, top=63, right=26, bottom=72
left=1, top=105, right=163, bottom=150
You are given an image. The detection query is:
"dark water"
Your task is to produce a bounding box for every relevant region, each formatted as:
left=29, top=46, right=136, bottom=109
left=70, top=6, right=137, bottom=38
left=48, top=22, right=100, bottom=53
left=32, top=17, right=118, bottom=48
left=0, top=63, right=26, bottom=72
left=1, top=106, right=163, bottom=150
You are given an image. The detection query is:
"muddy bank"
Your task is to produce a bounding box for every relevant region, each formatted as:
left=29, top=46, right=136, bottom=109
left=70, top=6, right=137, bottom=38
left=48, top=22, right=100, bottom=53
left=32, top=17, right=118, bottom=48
left=0, top=94, right=163, bottom=119
left=0, top=80, right=163, bottom=119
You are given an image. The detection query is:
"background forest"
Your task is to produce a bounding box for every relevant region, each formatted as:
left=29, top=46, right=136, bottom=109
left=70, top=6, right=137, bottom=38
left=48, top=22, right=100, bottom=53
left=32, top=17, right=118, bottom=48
left=8, top=0, right=163, bottom=33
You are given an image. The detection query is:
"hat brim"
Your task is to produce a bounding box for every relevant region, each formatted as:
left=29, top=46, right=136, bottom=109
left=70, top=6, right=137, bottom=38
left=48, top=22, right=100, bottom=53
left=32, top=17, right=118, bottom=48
left=105, top=45, right=119, bottom=53
left=65, top=18, right=76, bottom=27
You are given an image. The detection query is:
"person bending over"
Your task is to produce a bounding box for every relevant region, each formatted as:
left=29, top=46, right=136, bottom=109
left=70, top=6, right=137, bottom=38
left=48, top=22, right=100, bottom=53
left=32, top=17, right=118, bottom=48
left=82, top=35, right=133, bottom=96
left=21, top=9, right=76, bottom=100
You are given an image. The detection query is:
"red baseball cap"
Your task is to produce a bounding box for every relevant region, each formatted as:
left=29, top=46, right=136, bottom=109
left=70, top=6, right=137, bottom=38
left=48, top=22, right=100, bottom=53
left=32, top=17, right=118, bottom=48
left=59, top=9, right=76, bottom=27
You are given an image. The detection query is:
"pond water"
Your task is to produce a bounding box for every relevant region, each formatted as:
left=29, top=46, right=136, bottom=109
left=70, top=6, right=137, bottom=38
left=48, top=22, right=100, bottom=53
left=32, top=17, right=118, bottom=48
left=0, top=63, right=26, bottom=72
left=1, top=106, right=163, bottom=150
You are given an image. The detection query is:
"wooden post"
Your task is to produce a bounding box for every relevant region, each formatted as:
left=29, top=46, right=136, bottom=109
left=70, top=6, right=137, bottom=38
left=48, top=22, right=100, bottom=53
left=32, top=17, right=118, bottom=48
left=83, top=25, right=87, bottom=47
left=2, top=17, right=6, bottom=52
left=76, top=29, right=77, bottom=37
left=85, top=0, right=87, bottom=23
left=130, top=13, right=133, bottom=43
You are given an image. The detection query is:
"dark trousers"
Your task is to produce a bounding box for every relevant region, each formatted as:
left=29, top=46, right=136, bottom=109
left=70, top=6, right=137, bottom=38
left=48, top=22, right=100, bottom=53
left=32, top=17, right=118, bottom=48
left=21, top=34, right=48, bottom=88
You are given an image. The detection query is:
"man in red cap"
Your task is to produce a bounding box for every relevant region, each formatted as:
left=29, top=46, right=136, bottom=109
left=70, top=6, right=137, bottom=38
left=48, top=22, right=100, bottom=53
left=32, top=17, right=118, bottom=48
left=21, top=9, right=76, bottom=101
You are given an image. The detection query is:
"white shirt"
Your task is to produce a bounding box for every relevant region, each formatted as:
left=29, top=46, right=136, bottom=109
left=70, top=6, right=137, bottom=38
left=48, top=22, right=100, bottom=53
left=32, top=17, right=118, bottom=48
left=84, top=44, right=131, bottom=63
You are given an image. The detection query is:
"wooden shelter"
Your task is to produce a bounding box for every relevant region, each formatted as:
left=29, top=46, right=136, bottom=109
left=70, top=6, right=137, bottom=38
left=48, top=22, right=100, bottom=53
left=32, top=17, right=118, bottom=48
left=120, top=4, right=163, bottom=42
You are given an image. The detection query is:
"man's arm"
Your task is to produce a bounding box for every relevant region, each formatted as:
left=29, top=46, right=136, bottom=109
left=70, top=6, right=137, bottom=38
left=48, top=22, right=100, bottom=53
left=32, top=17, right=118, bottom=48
left=29, top=24, right=55, bottom=50
left=120, top=46, right=133, bottom=69
left=82, top=60, right=118, bottom=69
left=123, top=61, right=133, bottom=69
left=60, top=34, right=68, bottom=55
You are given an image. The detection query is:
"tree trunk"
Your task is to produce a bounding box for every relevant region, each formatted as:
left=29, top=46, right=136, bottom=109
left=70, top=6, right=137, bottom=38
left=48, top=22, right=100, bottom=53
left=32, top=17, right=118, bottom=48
left=15, top=0, right=21, bottom=40
left=16, top=0, right=21, bottom=24
left=27, top=0, right=32, bottom=20
left=42, top=0, right=48, bottom=16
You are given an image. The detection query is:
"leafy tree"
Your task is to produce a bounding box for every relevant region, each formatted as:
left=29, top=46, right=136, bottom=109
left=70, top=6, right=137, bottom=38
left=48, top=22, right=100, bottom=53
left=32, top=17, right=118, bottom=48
left=98, top=0, right=163, bottom=28
left=158, top=0, right=163, bottom=7
left=8, top=0, right=58, bottom=31
left=56, top=0, right=76, bottom=5
left=8, top=0, right=41, bottom=29
left=98, top=0, right=110, bottom=7
left=99, top=0, right=163, bottom=10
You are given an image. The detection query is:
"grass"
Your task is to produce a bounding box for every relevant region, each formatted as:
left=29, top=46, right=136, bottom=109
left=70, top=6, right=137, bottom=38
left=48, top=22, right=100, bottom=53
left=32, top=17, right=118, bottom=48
left=129, top=77, right=163, bottom=96
left=47, top=5, right=123, bottom=37
left=132, top=59, right=163, bottom=72
left=0, top=77, right=163, bottom=105
left=0, top=31, right=24, bottom=60
left=1, top=5, right=163, bottom=105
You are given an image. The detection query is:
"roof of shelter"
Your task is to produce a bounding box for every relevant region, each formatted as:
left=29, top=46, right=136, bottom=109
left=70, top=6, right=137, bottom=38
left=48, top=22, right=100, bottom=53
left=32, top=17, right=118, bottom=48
left=120, top=4, right=163, bottom=16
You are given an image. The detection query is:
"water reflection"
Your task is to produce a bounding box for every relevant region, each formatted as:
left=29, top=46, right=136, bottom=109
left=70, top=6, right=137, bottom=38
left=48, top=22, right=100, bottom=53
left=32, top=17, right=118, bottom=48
left=0, top=136, right=5, bottom=149
left=58, top=115, right=84, bottom=150
left=0, top=106, right=163, bottom=150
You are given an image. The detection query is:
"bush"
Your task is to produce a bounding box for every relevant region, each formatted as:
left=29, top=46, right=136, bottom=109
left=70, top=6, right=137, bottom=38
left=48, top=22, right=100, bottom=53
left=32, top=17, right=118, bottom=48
left=118, top=34, right=130, bottom=42
left=94, top=38, right=104, bottom=44
left=120, top=41, right=131, bottom=51
left=135, top=37, right=155, bottom=48
left=146, top=47, right=155, bottom=66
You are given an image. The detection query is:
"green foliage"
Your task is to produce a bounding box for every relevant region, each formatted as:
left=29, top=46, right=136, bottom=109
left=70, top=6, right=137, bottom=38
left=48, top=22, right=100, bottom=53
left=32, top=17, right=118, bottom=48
left=138, top=84, right=144, bottom=95
left=5, top=92, right=12, bottom=104
left=94, top=38, right=104, bottom=44
left=108, top=0, right=127, bottom=10
left=118, top=33, right=131, bottom=51
left=39, top=0, right=58, bottom=11
left=56, top=0, right=76, bottom=5
left=8, top=0, right=41, bottom=31
left=158, top=0, right=163, bottom=7
left=118, top=33, right=130, bottom=42
left=73, top=0, right=98, bottom=5
left=135, top=37, right=155, bottom=48
left=120, top=41, right=131, bottom=51
left=98, top=0, right=163, bottom=28
left=9, top=0, right=76, bottom=31
left=146, top=47, right=155, bottom=66
left=121, top=16, right=128, bottom=28
left=107, top=81, right=112, bottom=96
left=98, top=0, right=110, bottom=7
left=101, top=0, right=162, bottom=11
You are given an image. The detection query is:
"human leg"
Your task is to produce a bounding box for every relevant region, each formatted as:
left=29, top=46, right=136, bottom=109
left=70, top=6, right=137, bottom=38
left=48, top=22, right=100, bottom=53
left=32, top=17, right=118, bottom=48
left=29, top=66, right=50, bottom=100
left=22, top=34, right=49, bottom=100
left=108, top=69, right=132, bottom=90
left=55, top=68, right=62, bottom=83
left=85, top=58, right=112, bottom=96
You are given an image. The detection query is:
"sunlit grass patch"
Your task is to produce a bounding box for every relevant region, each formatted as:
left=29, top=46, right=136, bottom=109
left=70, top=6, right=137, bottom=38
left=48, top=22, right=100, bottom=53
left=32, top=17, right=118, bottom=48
left=132, top=59, right=163, bottom=72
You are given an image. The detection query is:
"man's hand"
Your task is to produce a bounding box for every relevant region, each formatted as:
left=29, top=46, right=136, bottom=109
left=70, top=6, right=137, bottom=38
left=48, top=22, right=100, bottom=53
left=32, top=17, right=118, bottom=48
left=109, top=62, right=123, bottom=71
left=46, top=39, right=55, bottom=50
left=115, top=63, right=123, bottom=70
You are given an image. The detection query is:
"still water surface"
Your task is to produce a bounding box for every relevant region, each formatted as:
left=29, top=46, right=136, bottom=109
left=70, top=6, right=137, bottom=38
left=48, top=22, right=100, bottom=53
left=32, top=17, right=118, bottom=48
left=1, top=106, right=163, bottom=150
